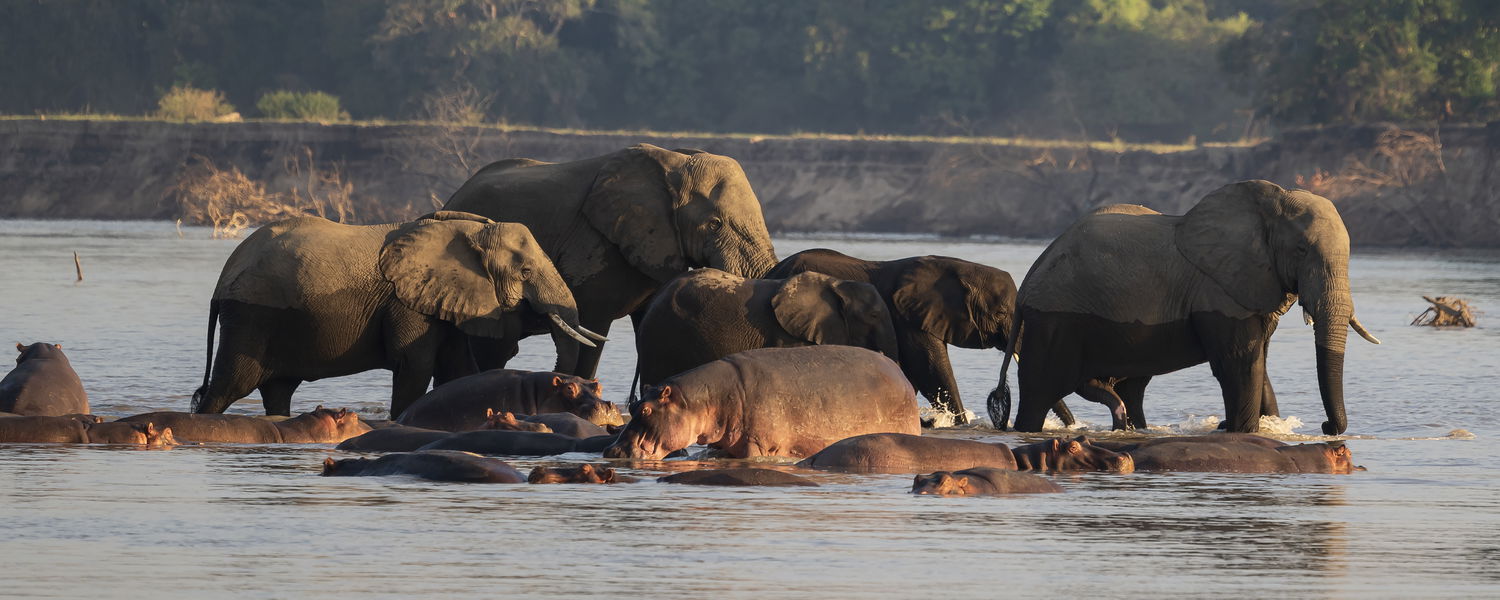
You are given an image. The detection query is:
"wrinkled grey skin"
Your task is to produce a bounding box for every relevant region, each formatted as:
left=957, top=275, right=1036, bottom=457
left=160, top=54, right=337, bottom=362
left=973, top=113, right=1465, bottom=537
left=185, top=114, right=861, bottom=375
left=190, top=212, right=590, bottom=417
left=769, top=249, right=1039, bottom=425
left=443, top=144, right=779, bottom=379
left=993, top=181, right=1380, bottom=435
left=635, top=268, right=899, bottom=386
left=0, top=343, right=88, bottom=416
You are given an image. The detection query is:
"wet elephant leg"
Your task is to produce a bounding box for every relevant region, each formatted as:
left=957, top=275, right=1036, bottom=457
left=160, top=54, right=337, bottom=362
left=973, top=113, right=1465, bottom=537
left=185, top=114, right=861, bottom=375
left=199, top=351, right=269, bottom=413
left=1075, top=378, right=1129, bottom=430
left=900, top=331, right=968, bottom=423
left=389, top=360, right=436, bottom=419
left=1051, top=400, right=1077, bottom=427
left=1114, top=376, right=1152, bottom=429
left=1259, top=335, right=1279, bottom=417
left=1198, top=314, right=1270, bottom=433
left=258, top=378, right=301, bottom=416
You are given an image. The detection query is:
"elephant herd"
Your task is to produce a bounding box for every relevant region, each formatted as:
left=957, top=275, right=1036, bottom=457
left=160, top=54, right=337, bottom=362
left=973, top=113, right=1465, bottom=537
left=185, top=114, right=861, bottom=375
left=0, top=143, right=1380, bottom=495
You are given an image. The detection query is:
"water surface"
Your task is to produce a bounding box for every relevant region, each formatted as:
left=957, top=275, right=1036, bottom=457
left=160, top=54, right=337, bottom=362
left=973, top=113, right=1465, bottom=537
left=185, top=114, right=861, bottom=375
left=1, top=220, right=1497, bottom=597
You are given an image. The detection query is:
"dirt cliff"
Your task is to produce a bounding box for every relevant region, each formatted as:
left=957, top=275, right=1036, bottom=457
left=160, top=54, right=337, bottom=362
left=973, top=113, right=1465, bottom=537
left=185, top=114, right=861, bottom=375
left=2, top=119, right=1495, bottom=247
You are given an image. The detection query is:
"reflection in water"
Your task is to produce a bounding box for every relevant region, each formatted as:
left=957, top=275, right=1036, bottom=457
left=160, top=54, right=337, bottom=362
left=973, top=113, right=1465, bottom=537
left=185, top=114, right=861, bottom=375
left=2, top=221, right=1499, bottom=596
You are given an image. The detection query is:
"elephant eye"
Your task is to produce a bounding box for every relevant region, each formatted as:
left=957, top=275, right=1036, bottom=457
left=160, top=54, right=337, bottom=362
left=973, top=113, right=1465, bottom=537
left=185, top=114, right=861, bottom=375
left=707, top=217, right=723, bottom=232
left=520, top=267, right=534, bottom=280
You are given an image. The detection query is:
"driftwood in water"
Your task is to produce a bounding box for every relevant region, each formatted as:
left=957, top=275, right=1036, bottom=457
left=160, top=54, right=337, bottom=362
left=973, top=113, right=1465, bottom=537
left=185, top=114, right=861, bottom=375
left=1412, top=296, right=1476, bottom=327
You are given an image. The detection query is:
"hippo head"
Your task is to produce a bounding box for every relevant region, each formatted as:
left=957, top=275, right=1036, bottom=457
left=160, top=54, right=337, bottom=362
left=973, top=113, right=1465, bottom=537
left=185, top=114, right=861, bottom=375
left=1283, top=442, right=1359, bottom=474
left=322, top=456, right=366, bottom=476
left=1015, top=436, right=1134, bottom=472
left=481, top=410, right=553, bottom=433
left=14, top=342, right=65, bottom=364
left=550, top=377, right=624, bottom=427
left=87, top=421, right=178, bottom=446
left=300, top=406, right=370, bottom=442
left=528, top=463, right=619, bottom=484
left=603, top=385, right=704, bottom=459
left=911, top=471, right=974, bottom=496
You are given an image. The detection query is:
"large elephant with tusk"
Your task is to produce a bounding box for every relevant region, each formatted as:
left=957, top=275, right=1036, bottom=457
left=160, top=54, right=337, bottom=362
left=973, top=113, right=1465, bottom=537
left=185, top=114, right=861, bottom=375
left=190, top=211, right=598, bottom=417
left=990, top=181, right=1381, bottom=435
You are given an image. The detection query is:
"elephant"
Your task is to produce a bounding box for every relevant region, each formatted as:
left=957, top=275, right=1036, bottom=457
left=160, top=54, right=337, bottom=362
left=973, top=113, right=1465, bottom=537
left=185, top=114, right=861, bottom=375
left=991, top=181, right=1381, bottom=435
left=442, top=144, right=779, bottom=378
left=768, top=248, right=1041, bottom=425
left=190, top=211, right=597, bottom=417
left=634, top=268, right=899, bottom=387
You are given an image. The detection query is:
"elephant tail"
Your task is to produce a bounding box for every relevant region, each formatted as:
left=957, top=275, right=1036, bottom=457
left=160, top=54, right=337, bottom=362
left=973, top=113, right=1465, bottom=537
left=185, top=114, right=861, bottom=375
left=190, top=299, right=220, bottom=412
left=987, top=318, right=1022, bottom=430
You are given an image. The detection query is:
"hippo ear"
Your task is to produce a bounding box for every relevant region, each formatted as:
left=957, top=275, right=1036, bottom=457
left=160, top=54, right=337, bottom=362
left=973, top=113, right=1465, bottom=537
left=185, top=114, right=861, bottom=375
left=567, top=382, right=582, bottom=398
left=772, top=272, right=848, bottom=344
left=14, top=343, right=22, bottom=353
left=955, top=476, right=971, bottom=493
left=600, top=468, right=618, bottom=483
left=1066, top=440, right=1084, bottom=455
left=485, top=408, right=496, bottom=419
left=552, top=376, right=564, bottom=388
left=144, top=423, right=158, bottom=436
left=579, top=464, right=597, bottom=475
left=591, top=380, right=603, bottom=395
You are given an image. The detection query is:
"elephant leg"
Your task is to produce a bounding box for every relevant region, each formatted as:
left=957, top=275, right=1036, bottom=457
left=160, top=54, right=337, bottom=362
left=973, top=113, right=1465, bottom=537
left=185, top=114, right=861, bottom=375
left=1015, top=359, right=1077, bottom=433
left=389, top=361, right=435, bottom=419
left=899, top=331, right=968, bottom=424
left=1258, top=334, right=1279, bottom=417
left=1051, top=400, right=1078, bottom=427
left=1075, top=378, right=1129, bottom=430
left=434, top=332, right=483, bottom=387
left=258, top=378, right=302, bottom=416
left=1199, top=315, right=1271, bottom=433
left=196, top=350, right=267, bottom=414
left=1115, top=376, right=1152, bottom=429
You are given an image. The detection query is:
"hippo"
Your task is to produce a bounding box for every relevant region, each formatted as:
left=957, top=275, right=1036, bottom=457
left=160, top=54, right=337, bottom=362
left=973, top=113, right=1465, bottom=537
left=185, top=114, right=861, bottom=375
left=604, top=346, right=921, bottom=460
left=480, top=410, right=553, bottom=433
left=416, top=430, right=583, bottom=456
left=657, top=468, right=820, bottom=487
left=798, top=433, right=1018, bottom=473
left=0, top=416, right=175, bottom=446
left=519, top=412, right=610, bottom=439
left=120, top=406, right=369, bottom=443
left=85, top=421, right=178, bottom=446
left=912, top=468, right=1064, bottom=496
left=395, top=370, right=624, bottom=431
left=527, top=463, right=639, bottom=484
left=335, top=425, right=453, bottom=452
left=321, top=450, right=526, bottom=483
left=1125, top=439, right=1357, bottom=474
left=0, top=343, right=89, bottom=416
left=1009, top=436, right=1135, bottom=472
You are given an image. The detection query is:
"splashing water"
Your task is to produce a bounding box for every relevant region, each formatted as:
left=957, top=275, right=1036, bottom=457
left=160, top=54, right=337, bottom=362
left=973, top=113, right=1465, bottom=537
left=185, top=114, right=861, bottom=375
left=919, top=406, right=976, bottom=429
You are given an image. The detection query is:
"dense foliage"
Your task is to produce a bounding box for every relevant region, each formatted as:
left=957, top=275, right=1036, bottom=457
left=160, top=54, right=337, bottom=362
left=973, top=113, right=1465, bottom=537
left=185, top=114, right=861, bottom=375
left=1, top=0, right=1495, bottom=140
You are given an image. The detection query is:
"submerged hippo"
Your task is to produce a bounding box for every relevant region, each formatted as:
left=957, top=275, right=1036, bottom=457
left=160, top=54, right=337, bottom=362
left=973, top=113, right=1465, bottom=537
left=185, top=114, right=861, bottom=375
left=605, top=346, right=921, bottom=459
left=335, top=425, right=453, bottom=452
left=657, top=468, right=819, bottom=487
left=321, top=450, right=526, bottom=483
left=798, top=433, right=1017, bottom=473
left=0, top=343, right=89, bottom=416
left=416, top=430, right=583, bottom=456
left=121, top=406, right=369, bottom=443
left=912, top=468, right=1064, bottom=496
left=519, top=412, right=610, bottom=439
left=0, top=416, right=175, bottom=446
left=528, top=463, right=638, bottom=484
left=396, top=370, right=623, bottom=431
left=1122, top=438, right=1357, bottom=474
left=480, top=410, right=553, bottom=433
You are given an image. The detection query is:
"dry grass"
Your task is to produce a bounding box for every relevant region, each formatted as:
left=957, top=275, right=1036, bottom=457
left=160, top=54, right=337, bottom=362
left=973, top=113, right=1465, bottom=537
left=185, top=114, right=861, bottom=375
left=172, top=148, right=358, bottom=238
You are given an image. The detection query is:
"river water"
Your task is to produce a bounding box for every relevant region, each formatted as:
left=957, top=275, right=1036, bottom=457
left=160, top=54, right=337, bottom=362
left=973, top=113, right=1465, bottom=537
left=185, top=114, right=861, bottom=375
left=1, top=219, right=1496, bottom=598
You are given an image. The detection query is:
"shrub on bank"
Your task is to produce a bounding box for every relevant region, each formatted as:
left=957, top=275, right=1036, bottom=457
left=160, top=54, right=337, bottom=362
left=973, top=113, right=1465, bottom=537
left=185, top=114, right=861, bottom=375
left=256, top=90, right=349, bottom=122
left=156, top=85, right=236, bottom=121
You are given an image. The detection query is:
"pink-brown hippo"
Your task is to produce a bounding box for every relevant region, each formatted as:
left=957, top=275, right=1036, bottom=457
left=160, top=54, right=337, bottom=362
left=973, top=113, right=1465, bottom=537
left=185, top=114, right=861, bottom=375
left=527, top=463, right=638, bottom=484
left=321, top=450, right=526, bottom=483
left=1114, top=436, right=1358, bottom=474
left=799, top=433, right=1134, bottom=473
left=121, top=406, right=369, bottom=443
left=912, top=467, right=1064, bottom=496
left=604, top=346, right=920, bottom=459
left=480, top=410, right=553, bottom=433
left=0, top=343, right=89, bottom=416
left=0, top=416, right=175, bottom=446
left=518, top=412, right=611, bottom=439
left=84, top=421, right=178, bottom=446
left=657, top=468, right=819, bottom=487
left=396, top=370, right=623, bottom=432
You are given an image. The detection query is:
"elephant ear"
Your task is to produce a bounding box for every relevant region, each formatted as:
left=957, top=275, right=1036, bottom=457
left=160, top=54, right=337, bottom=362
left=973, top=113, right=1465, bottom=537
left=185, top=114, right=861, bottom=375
left=771, top=272, right=849, bottom=344
left=1174, top=180, right=1288, bottom=313
left=891, top=259, right=989, bottom=348
left=583, top=144, right=691, bottom=282
left=378, top=218, right=508, bottom=337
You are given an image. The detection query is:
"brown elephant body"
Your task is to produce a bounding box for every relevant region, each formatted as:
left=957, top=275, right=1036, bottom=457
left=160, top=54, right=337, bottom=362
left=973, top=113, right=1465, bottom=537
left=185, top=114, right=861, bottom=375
left=443, top=144, right=779, bottom=379
left=121, top=406, right=368, bottom=443
left=604, top=346, right=921, bottom=460
left=634, top=269, right=899, bottom=386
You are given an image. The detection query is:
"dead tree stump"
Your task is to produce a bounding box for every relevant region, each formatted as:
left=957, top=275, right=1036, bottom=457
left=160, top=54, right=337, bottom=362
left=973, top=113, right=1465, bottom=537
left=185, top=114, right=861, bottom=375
left=1412, top=296, right=1477, bottom=327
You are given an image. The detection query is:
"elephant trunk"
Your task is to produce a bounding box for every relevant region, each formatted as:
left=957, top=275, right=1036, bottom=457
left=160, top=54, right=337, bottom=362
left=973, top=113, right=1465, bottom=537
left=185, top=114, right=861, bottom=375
left=1307, top=267, right=1352, bottom=435
left=524, top=269, right=593, bottom=374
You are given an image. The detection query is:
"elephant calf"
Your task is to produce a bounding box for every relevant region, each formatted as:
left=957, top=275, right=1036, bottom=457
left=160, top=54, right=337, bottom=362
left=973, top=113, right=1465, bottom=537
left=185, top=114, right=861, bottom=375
left=0, top=343, right=89, bottom=416
left=635, top=268, right=899, bottom=387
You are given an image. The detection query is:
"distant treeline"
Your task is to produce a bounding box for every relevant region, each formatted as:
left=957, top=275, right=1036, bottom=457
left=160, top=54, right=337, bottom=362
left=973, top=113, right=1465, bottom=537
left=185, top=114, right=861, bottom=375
left=4, top=0, right=1497, bottom=141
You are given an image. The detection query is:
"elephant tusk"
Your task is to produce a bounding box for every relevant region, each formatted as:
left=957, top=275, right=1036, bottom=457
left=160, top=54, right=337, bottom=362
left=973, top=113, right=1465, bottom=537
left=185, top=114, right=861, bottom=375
left=550, top=313, right=597, bottom=348
left=1012, top=352, right=1021, bottom=364
left=1350, top=314, right=1381, bottom=345
left=1303, top=307, right=1314, bottom=326
left=577, top=326, right=610, bottom=343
